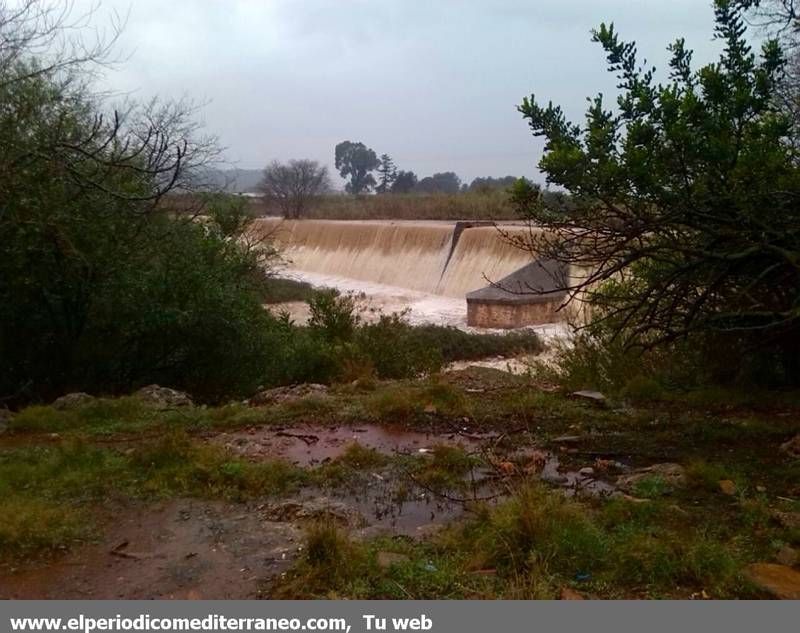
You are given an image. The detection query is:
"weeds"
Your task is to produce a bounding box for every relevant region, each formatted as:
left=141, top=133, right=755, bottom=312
left=0, top=433, right=305, bottom=559
left=249, top=191, right=518, bottom=222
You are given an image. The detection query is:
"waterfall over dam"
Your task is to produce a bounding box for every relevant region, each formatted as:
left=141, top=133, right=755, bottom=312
left=254, top=218, right=537, bottom=299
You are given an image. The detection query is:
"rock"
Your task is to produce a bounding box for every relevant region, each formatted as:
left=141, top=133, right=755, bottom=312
left=579, top=467, right=595, bottom=477
left=780, top=434, right=800, bottom=459
left=718, top=479, right=737, bottom=496
left=745, top=563, right=800, bottom=599
left=377, top=551, right=410, bottom=569
left=52, top=392, right=94, bottom=409
left=134, top=385, right=193, bottom=408
left=756, top=485, right=767, bottom=493
left=772, top=511, right=800, bottom=530
left=414, top=523, right=445, bottom=539
left=250, top=384, right=328, bottom=407
left=616, top=463, right=686, bottom=494
left=423, top=404, right=438, bottom=415
left=560, top=587, right=585, bottom=600
left=776, top=546, right=798, bottom=567
left=265, top=498, right=366, bottom=528
left=570, top=390, right=606, bottom=404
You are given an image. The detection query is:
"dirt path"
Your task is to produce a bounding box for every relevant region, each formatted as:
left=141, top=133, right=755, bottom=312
left=0, top=499, right=302, bottom=599
left=0, top=419, right=622, bottom=599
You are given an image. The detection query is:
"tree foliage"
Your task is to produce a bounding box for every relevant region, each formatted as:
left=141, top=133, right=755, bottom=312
left=334, top=140, right=380, bottom=194
left=415, top=171, right=461, bottom=194
left=390, top=170, right=418, bottom=193
left=511, top=1, right=800, bottom=378
left=0, top=1, right=279, bottom=404
left=375, top=153, right=397, bottom=193
left=259, top=159, right=331, bottom=218
left=468, top=176, right=518, bottom=193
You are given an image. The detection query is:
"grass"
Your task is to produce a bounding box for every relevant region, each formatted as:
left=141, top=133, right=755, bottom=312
left=0, top=432, right=306, bottom=560
left=2, top=367, right=799, bottom=596
left=391, top=325, right=541, bottom=363
left=275, top=477, right=781, bottom=599
left=259, top=277, right=318, bottom=304
left=247, top=191, right=519, bottom=221
left=409, top=444, right=479, bottom=491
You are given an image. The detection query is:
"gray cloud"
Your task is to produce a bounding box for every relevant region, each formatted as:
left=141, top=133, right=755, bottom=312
left=78, top=0, right=725, bottom=186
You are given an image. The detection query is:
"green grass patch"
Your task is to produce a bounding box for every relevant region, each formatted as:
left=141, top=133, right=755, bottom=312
left=259, top=277, right=318, bottom=304
left=0, top=433, right=306, bottom=559
left=409, top=445, right=479, bottom=491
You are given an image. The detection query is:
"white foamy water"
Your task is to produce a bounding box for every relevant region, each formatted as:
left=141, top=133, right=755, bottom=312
left=274, top=268, right=570, bottom=344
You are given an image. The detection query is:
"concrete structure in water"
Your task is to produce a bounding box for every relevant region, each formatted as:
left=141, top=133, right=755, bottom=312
left=466, top=259, right=568, bottom=328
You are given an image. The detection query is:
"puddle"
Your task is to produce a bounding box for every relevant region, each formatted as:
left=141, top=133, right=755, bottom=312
left=214, top=424, right=480, bottom=467
left=213, top=422, right=618, bottom=539
left=541, top=457, right=617, bottom=497
left=0, top=499, right=302, bottom=599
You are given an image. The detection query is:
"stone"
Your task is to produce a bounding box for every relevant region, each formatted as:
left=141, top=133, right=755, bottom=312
left=265, top=498, right=366, bottom=528
left=616, top=463, right=686, bottom=494
left=772, top=511, right=800, bottom=530
left=423, top=404, right=438, bottom=415
left=780, top=434, right=800, bottom=459
left=377, top=551, right=410, bottom=569
left=718, top=479, right=737, bottom=496
left=134, top=385, right=193, bottom=408
left=250, top=384, right=328, bottom=407
left=776, top=546, right=798, bottom=567
left=52, top=392, right=94, bottom=410
left=414, top=523, right=445, bottom=539
left=745, top=563, right=800, bottom=599
left=560, top=587, right=585, bottom=600
left=570, top=390, right=606, bottom=404
left=579, top=467, right=595, bottom=477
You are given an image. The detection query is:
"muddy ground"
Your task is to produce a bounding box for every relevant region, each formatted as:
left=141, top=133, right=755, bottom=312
left=1, top=366, right=798, bottom=599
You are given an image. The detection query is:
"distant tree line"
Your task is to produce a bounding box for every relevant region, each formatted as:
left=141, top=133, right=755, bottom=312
left=333, top=140, right=527, bottom=196
left=259, top=139, right=534, bottom=218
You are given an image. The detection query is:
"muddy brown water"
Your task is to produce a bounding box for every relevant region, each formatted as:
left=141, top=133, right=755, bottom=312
left=0, top=424, right=619, bottom=598
left=212, top=424, right=485, bottom=466
left=213, top=424, right=499, bottom=537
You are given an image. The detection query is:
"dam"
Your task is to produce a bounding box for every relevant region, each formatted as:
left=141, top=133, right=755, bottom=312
left=255, top=218, right=568, bottom=330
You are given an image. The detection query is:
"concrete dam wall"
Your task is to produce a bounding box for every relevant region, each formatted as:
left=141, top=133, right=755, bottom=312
left=255, top=218, right=537, bottom=299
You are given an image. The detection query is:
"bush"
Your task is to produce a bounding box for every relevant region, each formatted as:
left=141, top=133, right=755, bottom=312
left=1, top=203, right=282, bottom=404
left=542, top=323, right=799, bottom=399
left=356, top=314, right=443, bottom=379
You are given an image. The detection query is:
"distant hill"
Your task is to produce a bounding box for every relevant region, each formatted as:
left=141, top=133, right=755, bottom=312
left=203, top=168, right=263, bottom=193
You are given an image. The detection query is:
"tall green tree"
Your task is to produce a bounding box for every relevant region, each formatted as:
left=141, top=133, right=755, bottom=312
left=511, top=0, right=800, bottom=378
left=390, top=170, right=418, bottom=193
left=415, top=172, right=461, bottom=194
left=375, top=153, right=397, bottom=193
left=334, top=140, right=380, bottom=194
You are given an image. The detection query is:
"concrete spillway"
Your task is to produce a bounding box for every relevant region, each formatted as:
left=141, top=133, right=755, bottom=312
left=254, top=218, right=538, bottom=299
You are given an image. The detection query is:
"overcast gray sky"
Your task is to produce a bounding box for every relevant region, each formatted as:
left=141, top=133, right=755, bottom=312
left=79, top=0, right=726, bottom=187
